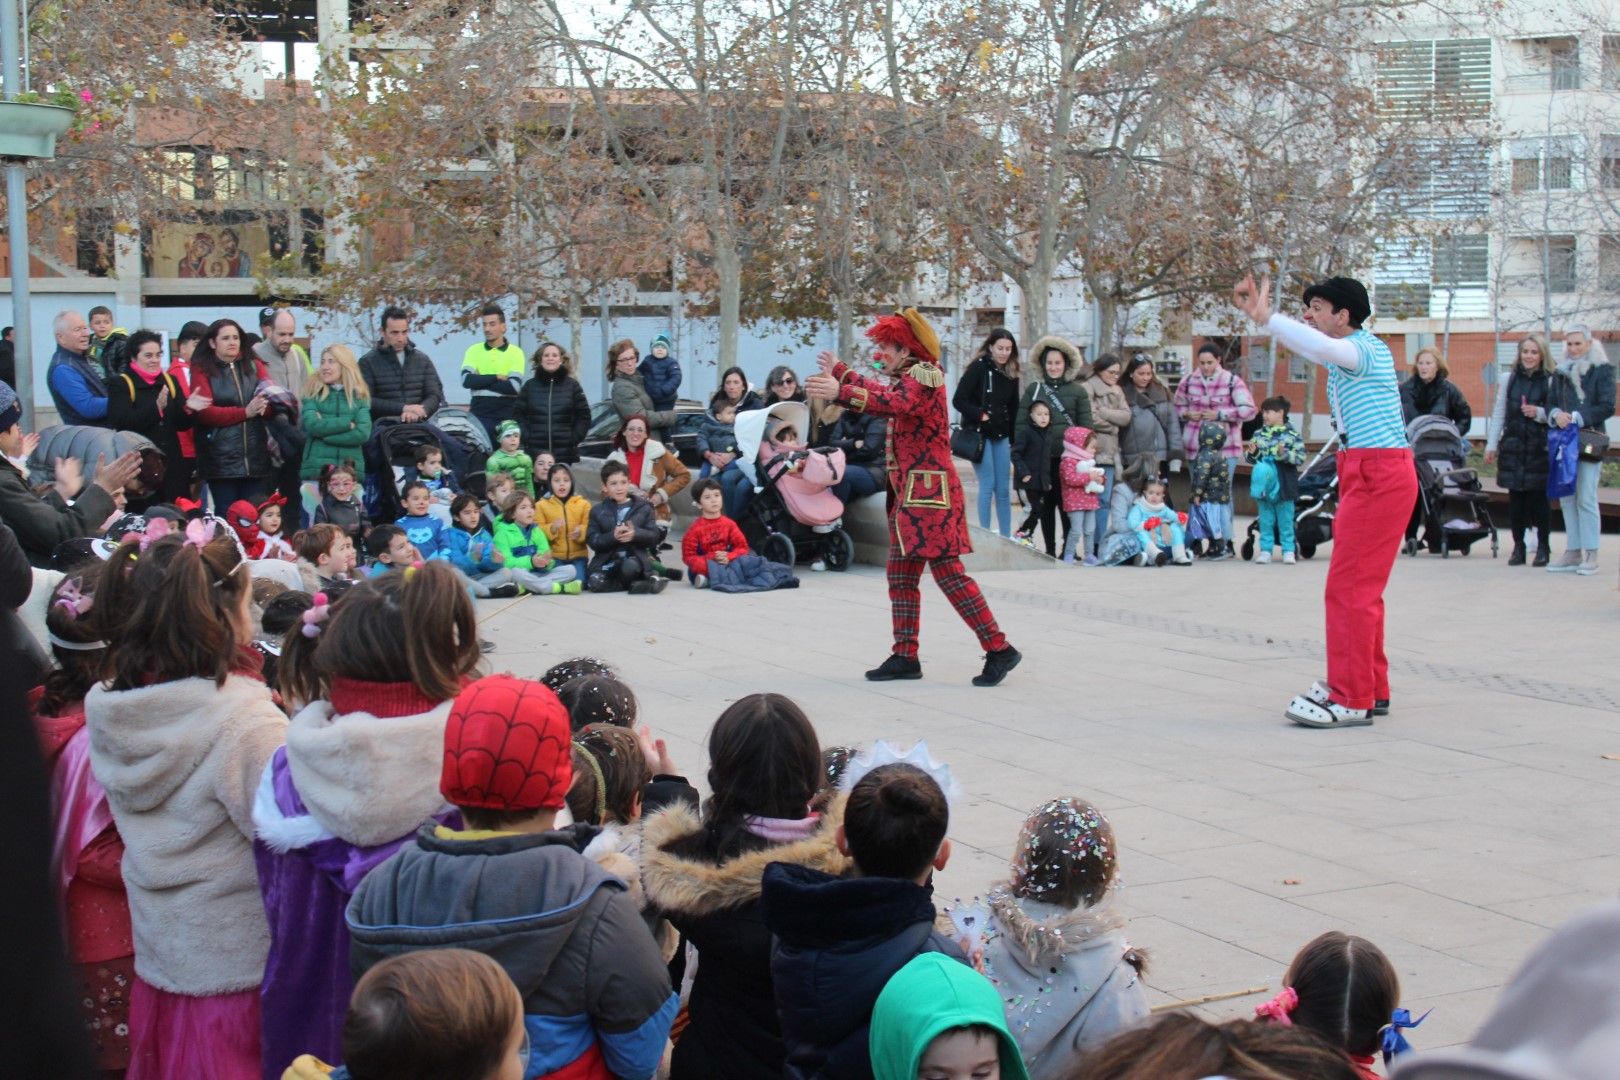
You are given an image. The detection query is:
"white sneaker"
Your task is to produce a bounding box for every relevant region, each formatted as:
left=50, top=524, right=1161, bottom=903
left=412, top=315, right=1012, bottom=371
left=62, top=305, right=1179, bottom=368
left=1282, top=551, right=1296, bottom=565
left=1547, top=551, right=1582, bottom=574
left=810, top=559, right=827, bottom=572
left=1286, top=694, right=1372, bottom=728
left=1253, top=551, right=1272, bottom=565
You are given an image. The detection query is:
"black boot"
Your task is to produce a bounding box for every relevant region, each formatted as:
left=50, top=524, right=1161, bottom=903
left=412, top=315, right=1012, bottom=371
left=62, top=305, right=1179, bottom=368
left=866, top=654, right=922, bottom=681
left=1532, top=536, right=1550, bottom=568
left=1508, top=542, right=1526, bottom=566
left=972, top=645, right=1022, bottom=687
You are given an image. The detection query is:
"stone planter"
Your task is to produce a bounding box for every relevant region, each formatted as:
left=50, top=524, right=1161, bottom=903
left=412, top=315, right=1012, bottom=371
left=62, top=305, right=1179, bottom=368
left=0, top=101, right=73, bottom=159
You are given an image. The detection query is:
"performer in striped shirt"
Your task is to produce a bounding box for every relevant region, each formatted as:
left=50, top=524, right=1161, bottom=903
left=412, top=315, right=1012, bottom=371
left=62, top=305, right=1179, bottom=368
left=1233, top=274, right=1416, bottom=728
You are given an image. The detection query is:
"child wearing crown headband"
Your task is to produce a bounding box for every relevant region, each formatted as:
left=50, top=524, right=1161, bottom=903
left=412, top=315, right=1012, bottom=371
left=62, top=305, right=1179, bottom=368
left=1257, top=930, right=1418, bottom=1079
left=83, top=528, right=288, bottom=1076
left=253, top=562, right=482, bottom=1076
left=256, top=492, right=296, bottom=560
left=968, top=796, right=1148, bottom=1077
left=31, top=574, right=136, bottom=1074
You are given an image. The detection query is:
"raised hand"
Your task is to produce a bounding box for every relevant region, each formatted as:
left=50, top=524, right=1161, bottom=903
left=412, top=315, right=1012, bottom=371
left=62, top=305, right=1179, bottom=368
left=1232, top=273, right=1273, bottom=325
left=815, top=349, right=839, bottom=375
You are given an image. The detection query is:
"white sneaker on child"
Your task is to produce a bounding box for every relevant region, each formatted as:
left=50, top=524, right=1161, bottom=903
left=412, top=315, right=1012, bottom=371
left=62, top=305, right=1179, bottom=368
left=1282, top=551, right=1296, bottom=565
left=1254, top=551, right=1272, bottom=565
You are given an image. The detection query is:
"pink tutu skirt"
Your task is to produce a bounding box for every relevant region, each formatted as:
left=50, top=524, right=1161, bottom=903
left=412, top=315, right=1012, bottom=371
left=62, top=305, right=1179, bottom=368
left=127, top=976, right=260, bottom=1080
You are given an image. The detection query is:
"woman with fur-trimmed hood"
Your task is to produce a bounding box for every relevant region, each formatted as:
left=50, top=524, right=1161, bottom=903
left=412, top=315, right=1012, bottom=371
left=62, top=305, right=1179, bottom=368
left=1015, top=336, right=1093, bottom=556
left=974, top=797, right=1148, bottom=1078
left=642, top=694, right=851, bottom=1080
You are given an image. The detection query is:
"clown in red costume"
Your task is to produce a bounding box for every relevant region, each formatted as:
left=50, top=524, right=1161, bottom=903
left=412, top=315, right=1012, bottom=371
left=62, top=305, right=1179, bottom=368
left=805, top=308, right=1021, bottom=687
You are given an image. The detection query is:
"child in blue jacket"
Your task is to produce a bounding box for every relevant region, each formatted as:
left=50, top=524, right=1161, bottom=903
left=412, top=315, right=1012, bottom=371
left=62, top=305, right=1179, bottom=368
left=442, top=493, right=521, bottom=598
left=639, top=334, right=682, bottom=412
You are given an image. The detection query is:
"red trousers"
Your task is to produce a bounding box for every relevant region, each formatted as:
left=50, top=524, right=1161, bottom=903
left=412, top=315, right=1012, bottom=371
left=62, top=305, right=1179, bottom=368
left=1324, top=449, right=1417, bottom=710
left=887, top=552, right=1007, bottom=659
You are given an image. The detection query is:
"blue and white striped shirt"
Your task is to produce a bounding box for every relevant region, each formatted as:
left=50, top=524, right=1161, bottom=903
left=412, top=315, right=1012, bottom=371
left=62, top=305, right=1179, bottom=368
left=1267, top=316, right=1407, bottom=449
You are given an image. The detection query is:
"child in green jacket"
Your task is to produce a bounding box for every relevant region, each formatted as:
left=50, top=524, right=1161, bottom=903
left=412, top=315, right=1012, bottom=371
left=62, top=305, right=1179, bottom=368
left=486, top=420, right=535, bottom=497
left=869, top=953, right=1028, bottom=1080
left=492, top=491, right=580, bottom=595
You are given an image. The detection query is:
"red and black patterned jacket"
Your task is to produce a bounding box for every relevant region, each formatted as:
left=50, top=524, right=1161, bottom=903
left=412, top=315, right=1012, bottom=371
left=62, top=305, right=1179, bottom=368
left=832, top=359, right=970, bottom=559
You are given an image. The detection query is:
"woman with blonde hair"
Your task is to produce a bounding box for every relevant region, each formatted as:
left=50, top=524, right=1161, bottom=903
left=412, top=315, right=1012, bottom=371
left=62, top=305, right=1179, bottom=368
left=1485, top=334, right=1579, bottom=566
left=300, top=344, right=373, bottom=521
left=1399, top=345, right=1472, bottom=432
left=1549, top=326, right=1615, bottom=574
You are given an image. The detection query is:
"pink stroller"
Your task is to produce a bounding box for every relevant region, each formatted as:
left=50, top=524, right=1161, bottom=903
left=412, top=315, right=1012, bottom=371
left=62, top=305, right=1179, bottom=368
left=734, top=400, right=857, bottom=569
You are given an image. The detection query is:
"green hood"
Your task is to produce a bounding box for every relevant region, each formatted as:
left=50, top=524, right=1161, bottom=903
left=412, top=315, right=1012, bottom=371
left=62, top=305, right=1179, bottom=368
left=869, top=953, right=1029, bottom=1080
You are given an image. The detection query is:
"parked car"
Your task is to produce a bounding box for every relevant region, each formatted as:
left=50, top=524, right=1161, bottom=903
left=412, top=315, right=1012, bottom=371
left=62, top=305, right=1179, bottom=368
left=576, top=399, right=707, bottom=466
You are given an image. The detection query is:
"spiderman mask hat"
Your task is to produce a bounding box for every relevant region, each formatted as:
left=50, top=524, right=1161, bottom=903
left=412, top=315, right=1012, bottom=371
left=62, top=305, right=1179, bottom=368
left=440, top=675, right=573, bottom=811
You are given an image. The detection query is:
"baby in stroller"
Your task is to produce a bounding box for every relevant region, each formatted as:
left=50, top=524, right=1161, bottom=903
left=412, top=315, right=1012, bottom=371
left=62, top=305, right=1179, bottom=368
left=760, top=415, right=845, bottom=529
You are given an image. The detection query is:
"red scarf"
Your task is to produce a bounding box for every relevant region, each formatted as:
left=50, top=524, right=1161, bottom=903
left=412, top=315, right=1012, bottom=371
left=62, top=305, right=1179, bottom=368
left=329, top=675, right=444, bottom=719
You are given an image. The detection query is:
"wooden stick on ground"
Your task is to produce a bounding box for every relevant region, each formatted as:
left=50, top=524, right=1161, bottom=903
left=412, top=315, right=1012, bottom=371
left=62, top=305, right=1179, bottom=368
left=1151, top=985, right=1271, bottom=1013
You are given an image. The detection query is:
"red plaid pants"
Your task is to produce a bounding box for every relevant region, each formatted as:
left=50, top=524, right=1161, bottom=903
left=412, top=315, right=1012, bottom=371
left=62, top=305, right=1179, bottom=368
left=887, top=552, right=1007, bottom=659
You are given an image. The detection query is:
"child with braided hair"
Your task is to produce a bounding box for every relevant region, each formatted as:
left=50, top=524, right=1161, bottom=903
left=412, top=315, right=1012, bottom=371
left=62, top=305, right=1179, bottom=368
left=254, top=562, right=483, bottom=1076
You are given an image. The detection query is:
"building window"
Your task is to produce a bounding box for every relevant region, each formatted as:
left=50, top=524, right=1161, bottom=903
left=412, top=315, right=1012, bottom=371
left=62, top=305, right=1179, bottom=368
left=1510, top=137, right=1578, bottom=192
left=75, top=208, right=114, bottom=277
left=1509, top=36, right=1582, bottom=92
left=1376, top=39, right=1491, bottom=120
left=1373, top=236, right=1431, bottom=318
left=1432, top=234, right=1490, bottom=317
left=1378, top=137, right=1492, bottom=217
left=1604, top=35, right=1620, bottom=90
left=1287, top=355, right=1309, bottom=382
left=1601, top=135, right=1620, bottom=189
left=1600, top=236, right=1620, bottom=291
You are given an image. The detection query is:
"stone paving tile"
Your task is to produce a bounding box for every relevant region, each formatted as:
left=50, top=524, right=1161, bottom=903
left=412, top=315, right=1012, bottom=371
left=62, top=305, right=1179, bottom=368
left=478, top=530, right=1620, bottom=1049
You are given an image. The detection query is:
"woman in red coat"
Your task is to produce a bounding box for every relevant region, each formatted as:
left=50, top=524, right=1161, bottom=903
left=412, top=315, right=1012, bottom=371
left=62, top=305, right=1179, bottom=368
left=806, top=309, right=1020, bottom=687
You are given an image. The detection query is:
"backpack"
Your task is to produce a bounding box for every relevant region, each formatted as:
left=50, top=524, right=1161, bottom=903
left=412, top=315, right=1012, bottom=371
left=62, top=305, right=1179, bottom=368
left=119, top=372, right=181, bottom=404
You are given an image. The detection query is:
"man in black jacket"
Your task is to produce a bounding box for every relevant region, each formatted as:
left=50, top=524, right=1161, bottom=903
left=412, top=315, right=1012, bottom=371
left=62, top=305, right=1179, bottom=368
left=358, top=305, right=444, bottom=424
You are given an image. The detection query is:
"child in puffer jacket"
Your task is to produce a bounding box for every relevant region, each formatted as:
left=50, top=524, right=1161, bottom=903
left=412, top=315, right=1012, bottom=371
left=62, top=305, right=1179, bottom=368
left=1189, top=420, right=1233, bottom=559
left=1057, top=426, right=1106, bottom=565
left=441, top=493, right=521, bottom=598
left=972, top=797, right=1149, bottom=1079
left=639, top=334, right=682, bottom=412
left=1244, top=396, right=1307, bottom=565
left=1126, top=478, right=1192, bottom=566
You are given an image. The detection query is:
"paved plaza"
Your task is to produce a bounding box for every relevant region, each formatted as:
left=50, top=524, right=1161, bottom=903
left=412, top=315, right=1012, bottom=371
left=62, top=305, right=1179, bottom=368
left=478, top=527, right=1620, bottom=1051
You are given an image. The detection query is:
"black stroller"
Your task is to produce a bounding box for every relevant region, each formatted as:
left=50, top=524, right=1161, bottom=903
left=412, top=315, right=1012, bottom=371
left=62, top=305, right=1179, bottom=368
left=734, top=401, right=857, bottom=571
left=363, top=412, right=486, bottom=520
left=1241, top=435, right=1339, bottom=561
left=1403, top=415, right=1497, bottom=558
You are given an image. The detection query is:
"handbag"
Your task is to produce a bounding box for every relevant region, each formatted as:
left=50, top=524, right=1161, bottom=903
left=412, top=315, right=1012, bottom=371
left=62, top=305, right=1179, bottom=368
left=1185, top=502, right=1213, bottom=542
left=1249, top=458, right=1279, bottom=502
left=950, top=425, right=985, bottom=463
left=950, top=364, right=995, bottom=463
left=1578, top=428, right=1610, bottom=463
left=1547, top=424, right=1580, bottom=500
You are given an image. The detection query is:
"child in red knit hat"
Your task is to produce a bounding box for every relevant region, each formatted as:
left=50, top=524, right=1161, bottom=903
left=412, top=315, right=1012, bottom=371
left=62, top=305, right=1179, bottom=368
left=347, top=675, right=677, bottom=1080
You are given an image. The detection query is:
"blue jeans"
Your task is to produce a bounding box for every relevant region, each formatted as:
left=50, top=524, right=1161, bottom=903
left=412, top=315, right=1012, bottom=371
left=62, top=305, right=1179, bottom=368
left=832, top=467, right=881, bottom=504
left=1090, top=465, right=1115, bottom=554
left=972, top=437, right=1013, bottom=536
left=207, top=476, right=269, bottom=513
left=718, top=463, right=753, bottom=521
left=1257, top=497, right=1296, bottom=553
left=1559, top=459, right=1601, bottom=551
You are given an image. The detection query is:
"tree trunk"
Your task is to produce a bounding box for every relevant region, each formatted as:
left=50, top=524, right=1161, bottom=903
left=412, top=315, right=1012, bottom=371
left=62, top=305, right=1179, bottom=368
left=1093, top=294, right=1118, bottom=363
left=566, top=293, right=584, bottom=376
left=1019, top=275, right=1049, bottom=353
left=834, top=293, right=855, bottom=360
left=714, top=239, right=741, bottom=374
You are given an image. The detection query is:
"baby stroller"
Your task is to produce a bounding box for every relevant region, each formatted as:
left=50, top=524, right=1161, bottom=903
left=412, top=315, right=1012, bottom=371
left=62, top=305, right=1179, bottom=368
left=429, top=405, right=493, bottom=498
left=361, top=420, right=458, bottom=520
left=1241, top=434, right=1339, bottom=561
left=734, top=400, right=856, bottom=571
left=1403, top=415, right=1497, bottom=558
